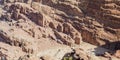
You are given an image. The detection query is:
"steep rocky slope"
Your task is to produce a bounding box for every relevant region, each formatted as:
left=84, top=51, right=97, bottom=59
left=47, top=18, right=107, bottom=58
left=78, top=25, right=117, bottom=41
left=0, top=0, right=120, bottom=60
left=80, top=0, right=120, bottom=49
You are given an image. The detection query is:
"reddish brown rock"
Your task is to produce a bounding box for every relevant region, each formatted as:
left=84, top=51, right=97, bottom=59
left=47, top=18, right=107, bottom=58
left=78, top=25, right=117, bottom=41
left=0, top=0, right=120, bottom=60
left=114, top=50, right=120, bottom=58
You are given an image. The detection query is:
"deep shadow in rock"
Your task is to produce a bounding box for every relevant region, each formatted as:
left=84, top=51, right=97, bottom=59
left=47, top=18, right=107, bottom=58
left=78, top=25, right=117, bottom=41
left=94, top=40, right=120, bottom=56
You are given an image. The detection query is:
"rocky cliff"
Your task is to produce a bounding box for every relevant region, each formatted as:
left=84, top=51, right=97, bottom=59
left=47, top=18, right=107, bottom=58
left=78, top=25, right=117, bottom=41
left=0, top=0, right=120, bottom=60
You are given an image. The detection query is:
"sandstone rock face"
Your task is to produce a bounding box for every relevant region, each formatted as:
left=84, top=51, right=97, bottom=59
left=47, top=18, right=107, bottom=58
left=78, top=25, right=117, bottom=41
left=0, top=0, right=119, bottom=60
left=114, top=50, right=120, bottom=58
left=77, top=0, right=120, bottom=47
left=84, top=0, right=120, bottom=28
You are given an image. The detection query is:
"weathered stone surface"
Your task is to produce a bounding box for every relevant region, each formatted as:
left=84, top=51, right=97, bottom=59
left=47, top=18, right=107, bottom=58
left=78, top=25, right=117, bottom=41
left=114, top=50, right=120, bottom=58
left=0, top=0, right=120, bottom=60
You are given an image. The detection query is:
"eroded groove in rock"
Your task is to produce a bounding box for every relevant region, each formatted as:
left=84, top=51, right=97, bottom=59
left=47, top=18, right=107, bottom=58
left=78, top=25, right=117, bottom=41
left=0, top=0, right=119, bottom=60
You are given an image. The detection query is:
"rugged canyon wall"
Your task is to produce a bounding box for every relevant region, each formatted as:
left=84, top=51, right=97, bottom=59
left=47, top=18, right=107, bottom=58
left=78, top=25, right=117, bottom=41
left=80, top=0, right=120, bottom=46
left=0, top=0, right=120, bottom=60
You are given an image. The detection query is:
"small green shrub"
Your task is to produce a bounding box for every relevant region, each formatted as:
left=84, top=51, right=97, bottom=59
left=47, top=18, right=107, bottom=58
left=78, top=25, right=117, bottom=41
left=63, top=56, right=73, bottom=60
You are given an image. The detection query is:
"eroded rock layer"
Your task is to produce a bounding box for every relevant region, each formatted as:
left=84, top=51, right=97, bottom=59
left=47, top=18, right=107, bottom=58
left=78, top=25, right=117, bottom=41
left=0, top=0, right=119, bottom=60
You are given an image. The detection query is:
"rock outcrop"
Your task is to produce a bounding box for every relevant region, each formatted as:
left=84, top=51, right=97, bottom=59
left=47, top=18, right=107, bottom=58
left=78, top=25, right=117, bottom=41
left=0, top=0, right=119, bottom=60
